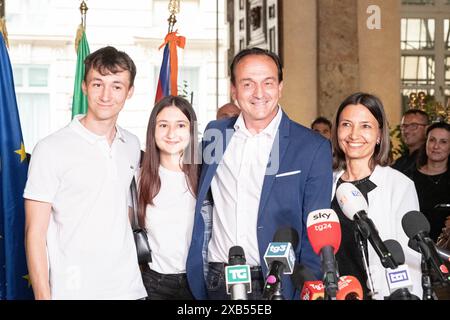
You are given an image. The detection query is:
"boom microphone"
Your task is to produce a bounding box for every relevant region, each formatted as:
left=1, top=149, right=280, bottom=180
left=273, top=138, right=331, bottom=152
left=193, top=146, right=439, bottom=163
left=336, top=183, right=398, bottom=269
left=409, top=237, right=450, bottom=265
left=225, top=246, right=252, bottom=300
left=402, top=211, right=450, bottom=284
left=307, top=208, right=341, bottom=300
left=262, top=227, right=298, bottom=300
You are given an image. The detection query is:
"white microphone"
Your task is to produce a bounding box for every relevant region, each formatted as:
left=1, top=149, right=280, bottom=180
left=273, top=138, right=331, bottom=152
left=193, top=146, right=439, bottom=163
left=336, top=182, right=398, bottom=269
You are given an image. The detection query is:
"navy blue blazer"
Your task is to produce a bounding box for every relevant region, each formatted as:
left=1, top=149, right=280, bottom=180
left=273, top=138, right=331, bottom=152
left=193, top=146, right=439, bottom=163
left=186, top=111, right=333, bottom=300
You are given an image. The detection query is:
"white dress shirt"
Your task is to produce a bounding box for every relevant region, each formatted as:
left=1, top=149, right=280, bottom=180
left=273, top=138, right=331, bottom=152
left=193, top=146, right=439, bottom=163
left=207, top=107, right=282, bottom=266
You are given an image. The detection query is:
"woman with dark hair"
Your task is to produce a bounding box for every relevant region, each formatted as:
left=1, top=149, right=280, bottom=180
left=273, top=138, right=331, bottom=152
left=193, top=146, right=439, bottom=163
left=138, top=95, right=199, bottom=300
left=330, top=92, right=422, bottom=299
left=411, top=122, right=450, bottom=242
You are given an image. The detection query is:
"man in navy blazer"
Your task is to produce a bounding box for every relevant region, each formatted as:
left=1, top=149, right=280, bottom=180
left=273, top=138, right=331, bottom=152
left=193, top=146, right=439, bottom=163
left=186, top=48, right=333, bottom=300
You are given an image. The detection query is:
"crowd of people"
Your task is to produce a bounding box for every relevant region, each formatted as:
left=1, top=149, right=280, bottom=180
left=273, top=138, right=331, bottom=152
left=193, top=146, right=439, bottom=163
left=23, top=45, right=449, bottom=300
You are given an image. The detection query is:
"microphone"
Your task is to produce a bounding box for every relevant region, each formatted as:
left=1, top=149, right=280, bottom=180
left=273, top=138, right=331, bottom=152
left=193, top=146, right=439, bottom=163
left=225, top=246, right=252, bottom=300
left=409, top=237, right=450, bottom=266
left=301, top=276, right=364, bottom=300
left=382, top=239, right=419, bottom=300
left=306, top=208, right=341, bottom=300
left=262, top=227, right=298, bottom=300
left=336, top=275, right=363, bottom=300
left=336, top=182, right=398, bottom=269
left=402, top=211, right=450, bottom=284
left=300, top=281, right=324, bottom=300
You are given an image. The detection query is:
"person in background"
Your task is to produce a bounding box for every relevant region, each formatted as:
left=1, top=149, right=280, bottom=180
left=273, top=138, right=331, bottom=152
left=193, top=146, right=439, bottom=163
left=138, top=95, right=199, bottom=300
left=24, top=46, right=146, bottom=300
left=216, top=102, right=241, bottom=120
left=187, top=47, right=332, bottom=300
left=330, top=92, right=422, bottom=300
left=392, top=109, right=429, bottom=178
left=311, top=116, right=332, bottom=140
left=410, top=122, right=450, bottom=242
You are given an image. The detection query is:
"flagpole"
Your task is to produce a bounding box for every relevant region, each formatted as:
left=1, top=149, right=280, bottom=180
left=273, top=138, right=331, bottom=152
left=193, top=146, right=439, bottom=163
left=72, top=1, right=90, bottom=118
left=167, top=0, right=180, bottom=33
left=0, top=0, right=5, bottom=19
left=80, top=0, right=88, bottom=29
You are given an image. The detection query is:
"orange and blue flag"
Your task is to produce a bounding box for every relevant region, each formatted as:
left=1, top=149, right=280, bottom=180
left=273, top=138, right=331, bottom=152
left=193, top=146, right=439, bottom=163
left=155, top=44, right=171, bottom=103
left=155, top=31, right=185, bottom=103
left=0, top=31, right=33, bottom=299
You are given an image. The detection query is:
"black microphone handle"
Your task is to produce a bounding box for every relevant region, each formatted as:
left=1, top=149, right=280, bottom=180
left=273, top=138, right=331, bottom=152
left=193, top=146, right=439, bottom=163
left=357, top=214, right=398, bottom=269
left=387, top=288, right=420, bottom=300
left=416, top=233, right=450, bottom=284
left=321, top=246, right=339, bottom=300
left=262, top=261, right=285, bottom=300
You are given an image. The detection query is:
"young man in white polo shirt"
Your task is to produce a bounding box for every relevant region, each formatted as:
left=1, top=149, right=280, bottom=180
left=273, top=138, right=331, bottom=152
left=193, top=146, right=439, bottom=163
left=24, top=46, right=147, bottom=300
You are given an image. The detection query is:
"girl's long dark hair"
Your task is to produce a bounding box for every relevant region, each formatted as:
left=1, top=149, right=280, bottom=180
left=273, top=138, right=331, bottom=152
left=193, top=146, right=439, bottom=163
left=138, top=95, right=199, bottom=227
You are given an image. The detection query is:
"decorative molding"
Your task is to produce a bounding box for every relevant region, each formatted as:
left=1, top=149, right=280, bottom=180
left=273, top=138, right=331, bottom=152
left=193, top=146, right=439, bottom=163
left=229, top=0, right=283, bottom=64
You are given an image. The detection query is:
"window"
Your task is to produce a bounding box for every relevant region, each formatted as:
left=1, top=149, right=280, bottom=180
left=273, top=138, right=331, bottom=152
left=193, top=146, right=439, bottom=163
left=13, top=65, right=50, bottom=153
left=401, top=0, right=450, bottom=110
left=153, top=66, right=199, bottom=109
left=6, top=0, right=51, bottom=33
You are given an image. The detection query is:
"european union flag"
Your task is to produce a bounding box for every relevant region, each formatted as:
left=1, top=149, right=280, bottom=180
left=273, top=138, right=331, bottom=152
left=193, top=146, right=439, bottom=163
left=0, top=32, right=33, bottom=299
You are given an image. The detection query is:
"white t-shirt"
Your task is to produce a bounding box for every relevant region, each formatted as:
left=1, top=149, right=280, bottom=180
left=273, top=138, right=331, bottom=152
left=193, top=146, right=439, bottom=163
left=24, top=116, right=147, bottom=300
left=145, top=165, right=196, bottom=274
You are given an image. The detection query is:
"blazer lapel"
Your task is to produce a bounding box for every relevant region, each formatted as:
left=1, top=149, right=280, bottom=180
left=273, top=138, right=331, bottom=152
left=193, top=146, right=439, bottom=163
left=198, top=119, right=236, bottom=203
left=257, top=112, right=291, bottom=219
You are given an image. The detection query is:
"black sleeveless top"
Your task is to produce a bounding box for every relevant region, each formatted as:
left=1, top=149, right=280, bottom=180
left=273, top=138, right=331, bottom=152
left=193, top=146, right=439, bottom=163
left=331, top=176, right=377, bottom=300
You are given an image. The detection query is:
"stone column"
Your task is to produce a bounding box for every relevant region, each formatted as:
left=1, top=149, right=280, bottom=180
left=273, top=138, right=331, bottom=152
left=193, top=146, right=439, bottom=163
left=357, top=0, right=401, bottom=126
left=318, top=0, right=360, bottom=122
left=280, top=0, right=317, bottom=126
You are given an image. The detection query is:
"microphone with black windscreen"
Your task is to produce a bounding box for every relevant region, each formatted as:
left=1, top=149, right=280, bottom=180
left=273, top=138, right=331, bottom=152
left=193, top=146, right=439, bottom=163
left=402, top=211, right=450, bottom=285
left=383, top=239, right=420, bottom=300
left=225, top=246, right=252, bottom=300
left=262, top=227, right=298, bottom=300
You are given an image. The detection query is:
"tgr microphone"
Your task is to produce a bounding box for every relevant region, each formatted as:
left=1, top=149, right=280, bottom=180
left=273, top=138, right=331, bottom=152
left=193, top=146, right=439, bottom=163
left=301, top=276, right=364, bottom=300
left=300, top=281, right=324, bottom=300
left=307, top=208, right=341, bottom=300
left=402, top=211, right=450, bottom=284
left=225, top=246, right=252, bottom=300
left=262, top=227, right=298, bottom=300
left=336, top=182, right=398, bottom=269
left=336, top=275, right=363, bottom=300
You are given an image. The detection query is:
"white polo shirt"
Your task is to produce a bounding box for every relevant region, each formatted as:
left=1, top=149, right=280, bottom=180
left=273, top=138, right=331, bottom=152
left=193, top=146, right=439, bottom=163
left=24, top=116, right=147, bottom=300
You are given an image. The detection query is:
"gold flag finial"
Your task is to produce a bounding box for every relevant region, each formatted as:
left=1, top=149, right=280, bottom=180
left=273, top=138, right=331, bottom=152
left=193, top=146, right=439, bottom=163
left=75, top=1, right=88, bottom=52
left=80, top=0, right=88, bottom=28
left=167, top=0, right=180, bottom=32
